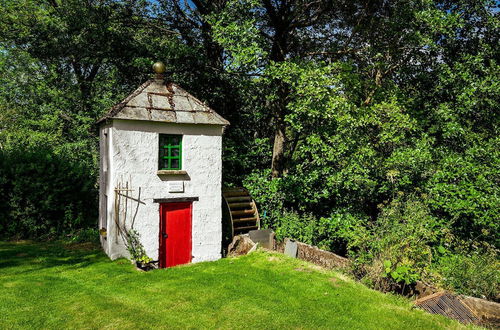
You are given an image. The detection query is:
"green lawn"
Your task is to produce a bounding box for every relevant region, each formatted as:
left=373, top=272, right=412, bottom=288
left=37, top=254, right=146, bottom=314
left=0, top=241, right=466, bottom=329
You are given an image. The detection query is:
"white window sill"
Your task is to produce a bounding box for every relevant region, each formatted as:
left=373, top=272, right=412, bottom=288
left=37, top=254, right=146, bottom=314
left=157, top=170, right=188, bottom=175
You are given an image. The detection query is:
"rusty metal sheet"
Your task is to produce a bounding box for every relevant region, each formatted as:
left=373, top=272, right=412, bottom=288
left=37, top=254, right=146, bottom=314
left=172, top=84, right=212, bottom=112
left=127, top=92, right=149, bottom=107
left=147, top=79, right=168, bottom=94
left=187, top=97, right=209, bottom=111
left=171, top=84, right=188, bottom=96
left=171, top=94, right=192, bottom=110
left=415, top=292, right=479, bottom=325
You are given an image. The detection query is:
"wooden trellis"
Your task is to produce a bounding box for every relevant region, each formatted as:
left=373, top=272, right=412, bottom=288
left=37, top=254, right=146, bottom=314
left=114, top=181, right=145, bottom=244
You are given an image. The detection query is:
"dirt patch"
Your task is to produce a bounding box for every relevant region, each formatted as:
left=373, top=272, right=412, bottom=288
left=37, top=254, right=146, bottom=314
left=307, top=264, right=323, bottom=271
left=329, top=277, right=341, bottom=287
left=294, top=267, right=312, bottom=273
left=63, top=242, right=99, bottom=251
left=16, top=253, right=28, bottom=257
left=12, top=240, right=32, bottom=245
left=460, top=295, right=500, bottom=327
left=267, top=256, right=280, bottom=262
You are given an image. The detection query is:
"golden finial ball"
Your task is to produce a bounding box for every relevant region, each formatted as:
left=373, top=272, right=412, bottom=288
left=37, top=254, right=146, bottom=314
left=152, top=61, right=166, bottom=74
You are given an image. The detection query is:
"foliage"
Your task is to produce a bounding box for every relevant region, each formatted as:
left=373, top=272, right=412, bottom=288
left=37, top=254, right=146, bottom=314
left=0, top=146, right=97, bottom=240
left=426, top=139, right=500, bottom=246
left=207, top=0, right=266, bottom=72
left=125, top=229, right=152, bottom=265
left=243, top=169, right=288, bottom=227
left=0, top=241, right=463, bottom=329
left=272, top=211, right=318, bottom=246
left=272, top=210, right=366, bottom=255
left=433, top=242, right=499, bottom=301
left=343, top=195, right=447, bottom=290
left=65, top=228, right=100, bottom=244
left=0, top=0, right=498, bottom=300
left=228, top=0, right=499, bottom=298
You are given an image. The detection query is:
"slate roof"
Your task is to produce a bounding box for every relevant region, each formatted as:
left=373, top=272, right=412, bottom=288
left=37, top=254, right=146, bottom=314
left=97, top=78, right=229, bottom=126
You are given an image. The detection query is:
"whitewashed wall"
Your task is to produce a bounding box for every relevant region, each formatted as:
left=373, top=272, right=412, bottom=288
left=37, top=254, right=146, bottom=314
left=99, top=124, right=113, bottom=256
left=99, top=119, right=223, bottom=263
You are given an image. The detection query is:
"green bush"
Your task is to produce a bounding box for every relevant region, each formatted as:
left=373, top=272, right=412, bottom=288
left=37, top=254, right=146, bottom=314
left=257, top=192, right=499, bottom=299
left=266, top=193, right=451, bottom=292
left=344, top=194, right=447, bottom=291
left=426, top=140, right=500, bottom=246
left=433, top=244, right=499, bottom=301
left=65, top=228, right=100, bottom=244
left=243, top=169, right=288, bottom=228
left=273, top=211, right=318, bottom=245
left=266, top=208, right=366, bottom=256
left=314, top=211, right=367, bottom=254
left=0, top=147, right=97, bottom=239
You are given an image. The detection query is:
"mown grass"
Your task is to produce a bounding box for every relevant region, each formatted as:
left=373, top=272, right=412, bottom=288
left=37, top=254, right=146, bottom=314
left=0, top=241, right=467, bottom=329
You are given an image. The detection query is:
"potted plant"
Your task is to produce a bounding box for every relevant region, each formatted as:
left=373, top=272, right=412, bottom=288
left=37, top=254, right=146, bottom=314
left=136, top=255, right=154, bottom=271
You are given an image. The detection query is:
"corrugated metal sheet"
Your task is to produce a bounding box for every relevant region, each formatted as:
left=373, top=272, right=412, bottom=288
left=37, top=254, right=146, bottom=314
left=414, top=291, right=479, bottom=324
left=97, top=78, right=229, bottom=126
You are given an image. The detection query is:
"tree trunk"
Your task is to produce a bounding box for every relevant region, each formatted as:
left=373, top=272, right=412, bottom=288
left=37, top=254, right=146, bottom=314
left=271, top=115, right=286, bottom=177
left=267, top=9, right=289, bottom=178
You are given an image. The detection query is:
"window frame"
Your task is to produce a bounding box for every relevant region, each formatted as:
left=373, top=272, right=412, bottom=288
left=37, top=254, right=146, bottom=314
left=159, top=134, right=182, bottom=170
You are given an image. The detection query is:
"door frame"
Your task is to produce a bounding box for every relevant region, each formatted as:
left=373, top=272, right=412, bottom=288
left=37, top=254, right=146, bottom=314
left=158, top=201, right=193, bottom=268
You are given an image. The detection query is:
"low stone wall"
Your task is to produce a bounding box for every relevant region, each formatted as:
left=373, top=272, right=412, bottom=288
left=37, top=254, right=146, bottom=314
left=460, top=295, right=500, bottom=326
left=277, top=239, right=350, bottom=270
left=296, top=241, right=350, bottom=269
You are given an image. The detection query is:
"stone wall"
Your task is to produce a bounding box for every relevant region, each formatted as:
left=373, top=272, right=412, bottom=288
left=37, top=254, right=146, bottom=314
left=276, top=239, right=350, bottom=269
left=460, top=295, right=500, bottom=326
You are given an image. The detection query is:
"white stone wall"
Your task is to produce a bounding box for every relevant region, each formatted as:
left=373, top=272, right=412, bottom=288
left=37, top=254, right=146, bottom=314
left=100, top=119, right=223, bottom=263
left=99, top=125, right=113, bottom=256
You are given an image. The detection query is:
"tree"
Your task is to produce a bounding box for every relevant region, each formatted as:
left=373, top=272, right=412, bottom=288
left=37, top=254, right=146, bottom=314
left=209, top=0, right=499, bottom=243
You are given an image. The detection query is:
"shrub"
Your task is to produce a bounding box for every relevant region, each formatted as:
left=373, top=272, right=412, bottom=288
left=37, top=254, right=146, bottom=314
left=0, top=146, right=97, bottom=239
left=426, top=142, right=500, bottom=246
left=270, top=208, right=366, bottom=256
left=344, top=194, right=448, bottom=291
left=243, top=169, right=288, bottom=228
left=273, top=211, right=318, bottom=245
left=433, top=243, right=499, bottom=301
left=315, top=211, right=367, bottom=255
left=65, top=228, right=100, bottom=244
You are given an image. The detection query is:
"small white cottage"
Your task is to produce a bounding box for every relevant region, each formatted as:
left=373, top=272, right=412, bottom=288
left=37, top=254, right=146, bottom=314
left=97, top=62, right=229, bottom=268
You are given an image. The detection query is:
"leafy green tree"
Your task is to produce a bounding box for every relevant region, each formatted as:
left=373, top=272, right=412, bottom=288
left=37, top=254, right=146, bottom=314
left=0, top=0, right=497, bottom=298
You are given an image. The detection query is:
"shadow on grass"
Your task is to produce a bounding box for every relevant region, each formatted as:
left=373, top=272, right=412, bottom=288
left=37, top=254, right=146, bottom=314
left=0, top=241, right=104, bottom=274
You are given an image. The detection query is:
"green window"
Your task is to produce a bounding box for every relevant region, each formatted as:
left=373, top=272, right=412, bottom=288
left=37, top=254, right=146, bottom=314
left=159, top=134, right=182, bottom=170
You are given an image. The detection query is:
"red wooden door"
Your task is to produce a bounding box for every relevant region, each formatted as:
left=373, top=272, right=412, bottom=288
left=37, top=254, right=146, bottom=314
left=159, top=202, right=192, bottom=268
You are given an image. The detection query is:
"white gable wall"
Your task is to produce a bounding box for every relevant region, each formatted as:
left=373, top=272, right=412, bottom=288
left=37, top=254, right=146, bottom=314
left=101, top=119, right=223, bottom=263
left=99, top=124, right=114, bottom=256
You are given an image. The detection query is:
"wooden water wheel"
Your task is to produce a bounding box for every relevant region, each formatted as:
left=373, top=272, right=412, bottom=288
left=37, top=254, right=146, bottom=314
left=222, top=187, right=260, bottom=249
